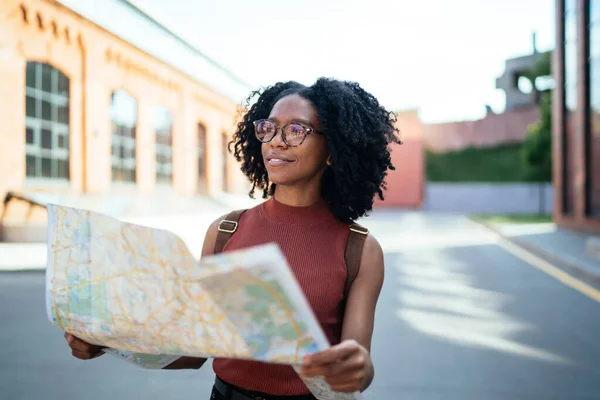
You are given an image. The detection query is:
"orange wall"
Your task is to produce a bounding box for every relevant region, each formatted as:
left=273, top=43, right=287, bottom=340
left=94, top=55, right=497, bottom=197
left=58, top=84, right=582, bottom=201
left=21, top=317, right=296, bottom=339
left=374, top=110, right=424, bottom=208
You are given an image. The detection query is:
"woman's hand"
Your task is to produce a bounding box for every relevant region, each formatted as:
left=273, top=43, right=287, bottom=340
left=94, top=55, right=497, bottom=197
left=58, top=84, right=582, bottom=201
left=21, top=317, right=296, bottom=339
left=64, top=332, right=106, bottom=360
left=300, top=339, right=372, bottom=393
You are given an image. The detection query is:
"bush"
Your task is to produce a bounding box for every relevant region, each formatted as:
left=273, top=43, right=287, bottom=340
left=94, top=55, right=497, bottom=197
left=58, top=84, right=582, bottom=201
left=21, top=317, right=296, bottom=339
left=522, top=92, right=552, bottom=182
left=426, top=144, right=526, bottom=182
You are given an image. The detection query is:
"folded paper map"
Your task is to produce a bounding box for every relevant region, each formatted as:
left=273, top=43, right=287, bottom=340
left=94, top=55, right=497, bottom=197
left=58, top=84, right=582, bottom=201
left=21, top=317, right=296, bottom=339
left=45, top=204, right=362, bottom=400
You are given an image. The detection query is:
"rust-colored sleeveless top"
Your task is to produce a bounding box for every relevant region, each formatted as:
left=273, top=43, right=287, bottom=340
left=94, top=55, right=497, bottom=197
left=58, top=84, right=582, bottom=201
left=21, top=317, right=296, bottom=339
left=212, top=197, right=351, bottom=395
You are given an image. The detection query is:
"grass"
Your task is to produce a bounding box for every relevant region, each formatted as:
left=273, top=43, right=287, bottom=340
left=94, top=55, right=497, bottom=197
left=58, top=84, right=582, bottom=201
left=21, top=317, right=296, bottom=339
left=472, top=214, right=554, bottom=224
left=426, top=143, right=527, bottom=182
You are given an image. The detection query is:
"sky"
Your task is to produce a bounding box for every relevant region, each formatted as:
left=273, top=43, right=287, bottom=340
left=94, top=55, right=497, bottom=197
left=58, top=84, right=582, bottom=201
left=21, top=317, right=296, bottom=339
left=128, top=0, right=555, bottom=123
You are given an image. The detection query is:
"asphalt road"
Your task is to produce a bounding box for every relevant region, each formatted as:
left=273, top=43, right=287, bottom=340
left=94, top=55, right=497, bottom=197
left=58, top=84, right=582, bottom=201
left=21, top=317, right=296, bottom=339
left=1, top=212, right=599, bottom=400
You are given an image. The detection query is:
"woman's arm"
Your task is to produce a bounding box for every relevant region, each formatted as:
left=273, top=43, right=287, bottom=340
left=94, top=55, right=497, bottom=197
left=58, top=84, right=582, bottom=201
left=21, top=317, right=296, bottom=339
left=300, top=234, right=384, bottom=392
left=163, top=214, right=229, bottom=370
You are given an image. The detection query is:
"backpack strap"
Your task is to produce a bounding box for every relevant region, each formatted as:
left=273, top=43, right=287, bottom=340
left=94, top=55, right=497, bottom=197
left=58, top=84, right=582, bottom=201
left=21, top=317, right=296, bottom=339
left=213, top=209, right=246, bottom=254
left=343, top=223, right=369, bottom=300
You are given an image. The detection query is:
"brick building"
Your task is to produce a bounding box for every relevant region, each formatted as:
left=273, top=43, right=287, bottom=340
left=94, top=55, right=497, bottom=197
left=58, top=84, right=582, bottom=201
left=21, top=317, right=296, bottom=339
left=0, top=0, right=252, bottom=240
left=553, top=0, right=599, bottom=233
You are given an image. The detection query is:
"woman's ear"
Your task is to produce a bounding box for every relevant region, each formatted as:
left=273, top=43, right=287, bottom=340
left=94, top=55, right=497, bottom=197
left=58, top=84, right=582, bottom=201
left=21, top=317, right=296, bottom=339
left=326, top=155, right=332, bottom=166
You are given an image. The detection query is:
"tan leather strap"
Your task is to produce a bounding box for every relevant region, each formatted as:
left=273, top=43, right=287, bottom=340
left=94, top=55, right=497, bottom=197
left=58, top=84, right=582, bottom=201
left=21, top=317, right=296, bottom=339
left=214, top=209, right=246, bottom=254
left=343, top=223, right=369, bottom=300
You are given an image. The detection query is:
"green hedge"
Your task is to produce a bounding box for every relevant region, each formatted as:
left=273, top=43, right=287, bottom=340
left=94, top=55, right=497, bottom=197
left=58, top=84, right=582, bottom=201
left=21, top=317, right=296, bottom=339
left=426, top=144, right=526, bottom=182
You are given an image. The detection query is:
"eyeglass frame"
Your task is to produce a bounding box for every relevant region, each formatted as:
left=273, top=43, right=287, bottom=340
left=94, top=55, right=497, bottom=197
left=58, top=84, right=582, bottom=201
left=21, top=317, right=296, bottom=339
left=252, top=119, right=323, bottom=147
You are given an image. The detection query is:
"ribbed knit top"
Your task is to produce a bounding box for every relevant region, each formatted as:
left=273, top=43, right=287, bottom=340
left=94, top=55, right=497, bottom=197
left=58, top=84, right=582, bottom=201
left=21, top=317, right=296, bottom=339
left=212, top=197, right=350, bottom=395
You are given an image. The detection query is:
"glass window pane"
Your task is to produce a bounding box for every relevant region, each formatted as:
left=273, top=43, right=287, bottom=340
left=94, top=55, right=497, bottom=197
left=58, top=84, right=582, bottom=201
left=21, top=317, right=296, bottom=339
left=155, top=105, right=172, bottom=184
left=41, top=64, right=52, bottom=93
left=592, top=26, right=600, bottom=59
left=26, top=62, right=37, bottom=88
left=198, top=124, right=206, bottom=177
left=57, top=105, right=69, bottom=124
left=26, top=96, right=36, bottom=118
left=58, top=134, right=68, bottom=149
left=41, top=99, right=51, bottom=121
left=110, top=90, right=137, bottom=128
left=589, top=55, right=600, bottom=215
left=57, top=159, right=69, bottom=179
left=26, top=128, right=34, bottom=144
left=24, top=63, right=70, bottom=181
left=41, top=157, right=51, bottom=177
left=41, top=129, right=52, bottom=149
left=26, top=155, right=37, bottom=177
left=58, top=73, right=69, bottom=96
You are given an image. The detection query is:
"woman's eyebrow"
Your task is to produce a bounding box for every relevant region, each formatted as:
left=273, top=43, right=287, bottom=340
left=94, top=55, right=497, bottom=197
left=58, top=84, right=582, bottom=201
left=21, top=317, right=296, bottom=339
left=291, top=118, right=315, bottom=127
left=268, top=117, right=315, bottom=127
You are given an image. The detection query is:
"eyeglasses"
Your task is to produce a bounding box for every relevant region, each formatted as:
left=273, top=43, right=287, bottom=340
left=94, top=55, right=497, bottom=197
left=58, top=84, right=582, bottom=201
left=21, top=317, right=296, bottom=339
left=253, top=119, right=322, bottom=147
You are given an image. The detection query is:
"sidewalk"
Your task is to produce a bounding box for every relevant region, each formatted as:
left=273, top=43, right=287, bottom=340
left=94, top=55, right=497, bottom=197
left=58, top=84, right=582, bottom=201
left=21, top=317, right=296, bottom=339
left=472, top=218, right=600, bottom=285
left=0, top=193, right=263, bottom=272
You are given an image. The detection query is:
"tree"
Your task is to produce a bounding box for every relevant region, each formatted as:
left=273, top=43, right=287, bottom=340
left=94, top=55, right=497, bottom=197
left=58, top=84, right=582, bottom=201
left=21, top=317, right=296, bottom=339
left=522, top=92, right=552, bottom=182
left=521, top=52, right=553, bottom=213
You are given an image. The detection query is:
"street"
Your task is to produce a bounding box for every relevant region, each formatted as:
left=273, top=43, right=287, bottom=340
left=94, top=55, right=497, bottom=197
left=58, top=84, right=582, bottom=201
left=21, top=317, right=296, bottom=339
left=1, top=211, right=599, bottom=400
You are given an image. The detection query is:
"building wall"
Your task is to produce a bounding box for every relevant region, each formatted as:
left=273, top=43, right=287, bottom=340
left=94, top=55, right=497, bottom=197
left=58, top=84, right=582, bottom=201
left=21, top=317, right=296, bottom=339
left=553, top=0, right=600, bottom=234
left=424, top=183, right=554, bottom=214
left=495, top=51, right=550, bottom=111
left=374, top=110, right=424, bottom=208
left=0, top=0, right=247, bottom=223
left=422, top=107, right=540, bottom=153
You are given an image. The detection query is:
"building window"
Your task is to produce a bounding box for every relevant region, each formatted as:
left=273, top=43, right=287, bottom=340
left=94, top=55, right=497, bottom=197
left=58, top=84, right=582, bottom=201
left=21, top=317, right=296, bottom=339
left=25, top=62, right=70, bottom=180
left=563, top=0, right=578, bottom=214
left=155, top=106, right=173, bottom=184
left=197, top=123, right=207, bottom=191
left=222, top=133, right=229, bottom=192
left=110, top=90, right=137, bottom=183
left=588, top=0, right=600, bottom=215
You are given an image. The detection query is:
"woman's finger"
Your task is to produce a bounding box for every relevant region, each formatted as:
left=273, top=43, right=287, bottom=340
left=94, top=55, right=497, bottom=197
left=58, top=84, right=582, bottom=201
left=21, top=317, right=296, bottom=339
left=329, top=382, right=362, bottom=393
left=324, top=368, right=365, bottom=386
left=305, top=340, right=361, bottom=367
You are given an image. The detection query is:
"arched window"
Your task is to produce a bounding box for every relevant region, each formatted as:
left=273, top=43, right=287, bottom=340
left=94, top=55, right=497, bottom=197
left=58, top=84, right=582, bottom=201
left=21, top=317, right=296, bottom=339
left=197, top=123, right=207, bottom=191
left=36, top=12, right=43, bottom=30
left=155, top=106, right=173, bottom=184
left=20, top=4, right=28, bottom=24
left=110, top=90, right=137, bottom=183
left=51, top=21, right=58, bottom=37
left=25, top=62, right=70, bottom=180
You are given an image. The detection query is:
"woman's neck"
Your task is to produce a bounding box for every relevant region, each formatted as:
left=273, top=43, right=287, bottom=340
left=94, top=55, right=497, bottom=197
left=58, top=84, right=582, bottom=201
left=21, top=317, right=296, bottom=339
left=273, top=184, right=322, bottom=207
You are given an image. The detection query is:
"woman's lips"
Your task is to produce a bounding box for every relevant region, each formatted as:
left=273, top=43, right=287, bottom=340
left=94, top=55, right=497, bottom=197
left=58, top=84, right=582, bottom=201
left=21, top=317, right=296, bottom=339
left=267, top=157, right=293, bottom=166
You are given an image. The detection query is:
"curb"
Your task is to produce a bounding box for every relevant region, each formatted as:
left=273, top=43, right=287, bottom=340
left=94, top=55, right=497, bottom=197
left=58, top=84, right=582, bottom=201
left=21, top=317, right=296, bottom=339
left=469, top=217, right=600, bottom=287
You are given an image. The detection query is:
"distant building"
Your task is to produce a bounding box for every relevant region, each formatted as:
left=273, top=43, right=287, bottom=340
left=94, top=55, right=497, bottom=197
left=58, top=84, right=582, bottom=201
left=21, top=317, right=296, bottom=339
left=0, top=0, right=252, bottom=240
left=553, top=0, right=599, bottom=233
left=496, top=33, right=551, bottom=111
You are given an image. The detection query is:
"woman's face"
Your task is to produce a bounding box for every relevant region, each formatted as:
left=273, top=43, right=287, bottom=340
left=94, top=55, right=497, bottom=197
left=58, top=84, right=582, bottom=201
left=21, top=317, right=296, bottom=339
left=260, top=94, right=329, bottom=189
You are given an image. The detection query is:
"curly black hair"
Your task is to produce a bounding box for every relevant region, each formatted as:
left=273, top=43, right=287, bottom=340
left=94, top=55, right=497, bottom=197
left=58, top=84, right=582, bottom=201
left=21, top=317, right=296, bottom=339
left=230, top=77, right=402, bottom=223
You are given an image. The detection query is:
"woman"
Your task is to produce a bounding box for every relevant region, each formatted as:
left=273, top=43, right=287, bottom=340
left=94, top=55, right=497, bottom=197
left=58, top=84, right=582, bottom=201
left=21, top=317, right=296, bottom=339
left=65, top=78, right=401, bottom=399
